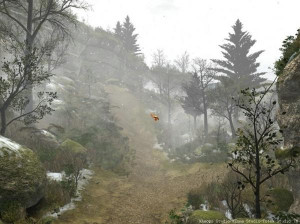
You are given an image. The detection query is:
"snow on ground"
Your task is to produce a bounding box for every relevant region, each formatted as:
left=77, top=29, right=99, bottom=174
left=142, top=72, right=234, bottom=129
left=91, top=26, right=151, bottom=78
left=153, top=142, right=163, bottom=150
left=41, top=130, right=57, bottom=139
left=46, top=169, right=94, bottom=218
left=222, top=200, right=233, bottom=220
left=144, top=81, right=159, bottom=93
left=47, top=172, right=63, bottom=182
left=0, top=136, right=24, bottom=157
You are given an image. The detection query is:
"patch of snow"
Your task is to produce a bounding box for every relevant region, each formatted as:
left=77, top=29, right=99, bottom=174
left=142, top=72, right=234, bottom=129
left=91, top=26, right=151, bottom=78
left=227, top=131, right=232, bottom=137
left=144, top=81, right=159, bottom=93
left=45, top=169, right=94, bottom=218
left=46, top=83, right=57, bottom=91
left=154, top=142, right=163, bottom=150
left=53, top=99, right=64, bottom=105
left=41, top=130, right=56, bottom=139
left=222, top=200, right=233, bottom=220
left=243, top=203, right=254, bottom=218
left=0, top=136, right=25, bottom=156
left=200, top=202, right=208, bottom=211
left=47, top=172, right=63, bottom=182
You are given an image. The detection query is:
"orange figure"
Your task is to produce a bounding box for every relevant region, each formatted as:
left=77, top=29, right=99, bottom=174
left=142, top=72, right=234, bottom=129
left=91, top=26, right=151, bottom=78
left=150, top=113, right=159, bottom=121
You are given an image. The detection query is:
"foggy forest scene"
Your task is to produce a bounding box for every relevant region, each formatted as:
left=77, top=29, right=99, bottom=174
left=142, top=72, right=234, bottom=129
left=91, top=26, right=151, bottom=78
left=0, top=0, right=300, bottom=223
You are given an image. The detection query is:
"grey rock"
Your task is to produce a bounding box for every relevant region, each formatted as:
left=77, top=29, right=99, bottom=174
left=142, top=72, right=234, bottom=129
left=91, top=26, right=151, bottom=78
left=277, top=54, right=300, bottom=214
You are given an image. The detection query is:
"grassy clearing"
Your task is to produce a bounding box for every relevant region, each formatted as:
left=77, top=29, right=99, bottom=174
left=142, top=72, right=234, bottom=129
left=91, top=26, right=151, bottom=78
left=54, top=85, right=228, bottom=224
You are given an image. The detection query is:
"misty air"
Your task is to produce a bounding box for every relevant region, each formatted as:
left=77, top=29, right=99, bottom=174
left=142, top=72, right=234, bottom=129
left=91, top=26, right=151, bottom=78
left=0, top=0, right=299, bottom=223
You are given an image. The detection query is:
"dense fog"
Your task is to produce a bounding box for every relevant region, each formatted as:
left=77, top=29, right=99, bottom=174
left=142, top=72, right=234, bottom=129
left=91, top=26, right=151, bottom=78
left=0, top=1, right=299, bottom=224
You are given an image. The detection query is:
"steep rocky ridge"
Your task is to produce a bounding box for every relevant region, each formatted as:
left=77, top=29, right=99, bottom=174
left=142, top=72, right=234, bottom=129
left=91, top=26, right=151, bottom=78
left=277, top=54, right=300, bottom=214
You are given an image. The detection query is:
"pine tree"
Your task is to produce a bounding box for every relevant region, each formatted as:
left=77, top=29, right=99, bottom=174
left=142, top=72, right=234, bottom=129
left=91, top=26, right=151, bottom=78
left=114, top=21, right=123, bottom=40
left=121, top=16, right=140, bottom=55
left=211, top=19, right=266, bottom=90
left=181, top=73, right=203, bottom=131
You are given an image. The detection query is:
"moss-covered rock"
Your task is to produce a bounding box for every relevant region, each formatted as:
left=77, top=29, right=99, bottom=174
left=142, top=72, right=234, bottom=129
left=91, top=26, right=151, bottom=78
left=275, top=146, right=300, bottom=159
left=0, top=136, right=46, bottom=209
left=0, top=201, right=26, bottom=223
left=187, top=210, right=227, bottom=224
left=266, top=188, right=294, bottom=212
left=60, top=138, right=87, bottom=154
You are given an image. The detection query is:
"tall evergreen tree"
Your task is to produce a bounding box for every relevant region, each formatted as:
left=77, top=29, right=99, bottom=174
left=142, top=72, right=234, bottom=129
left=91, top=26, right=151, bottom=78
left=181, top=73, right=203, bottom=131
left=211, top=19, right=266, bottom=90
left=114, top=21, right=123, bottom=40
left=121, top=16, right=140, bottom=55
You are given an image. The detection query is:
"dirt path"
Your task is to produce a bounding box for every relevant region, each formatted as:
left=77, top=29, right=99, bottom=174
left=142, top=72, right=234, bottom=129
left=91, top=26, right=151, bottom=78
left=55, top=86, right=227, bottom=224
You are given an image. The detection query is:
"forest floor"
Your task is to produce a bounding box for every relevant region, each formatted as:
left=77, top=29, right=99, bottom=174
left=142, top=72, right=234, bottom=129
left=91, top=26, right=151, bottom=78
left=54, top=85, right=228, bottom=224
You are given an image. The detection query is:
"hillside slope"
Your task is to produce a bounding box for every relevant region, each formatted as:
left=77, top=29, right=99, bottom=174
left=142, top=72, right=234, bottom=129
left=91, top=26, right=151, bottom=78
left=54, top=85, right=227, bottom=224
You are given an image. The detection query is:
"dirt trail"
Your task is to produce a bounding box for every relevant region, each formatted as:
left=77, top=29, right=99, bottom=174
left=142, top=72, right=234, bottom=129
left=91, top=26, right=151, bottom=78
left=55, top=86, right=227, bottom=224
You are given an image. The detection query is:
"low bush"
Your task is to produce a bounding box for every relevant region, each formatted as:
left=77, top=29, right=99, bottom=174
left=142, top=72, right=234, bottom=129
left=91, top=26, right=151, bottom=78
left=266, top=188, right=294, bottom=213
left=0, top=201, right=26, bottom=223
left=187, top=181, right=223, bottom=210
left=187, top=189, right=205, bottom=209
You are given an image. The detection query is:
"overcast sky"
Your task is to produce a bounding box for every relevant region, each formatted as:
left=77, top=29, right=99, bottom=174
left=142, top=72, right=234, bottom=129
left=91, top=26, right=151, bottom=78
left=76, top=0, right=300, bottom=80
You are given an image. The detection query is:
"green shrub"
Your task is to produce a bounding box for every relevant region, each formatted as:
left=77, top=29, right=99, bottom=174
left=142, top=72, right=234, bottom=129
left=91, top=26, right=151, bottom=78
left=266, top=188, right=294, bottom=212
left=275, top=28, right=300, bottom=76
left=275, top=146, right=300, bottom=160
left=37, top=216, right=56, bottom=224
left=187, top=210, right=227, bottom=224
left=45, top=180, right=72, bottom=207
left=273, top=211, right=300, bottom=224
left=187, top=189, right=205, bottom=209
left=0, top=201, right=26, bottom=223
left=187, top=182, right=223, bottom=210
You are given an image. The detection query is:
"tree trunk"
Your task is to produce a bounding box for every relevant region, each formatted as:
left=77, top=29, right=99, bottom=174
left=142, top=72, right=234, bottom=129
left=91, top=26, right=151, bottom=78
left=255, top=188, right=261, bottom=218
left=0, top=110, right=6, bottom=136
left=24, top=0, right=34, bottom=113
left=228, top=114, right=236, bottom=139
left=203, top=98, right=208, bottom=138
left=255, top=135, right=262, bottom=218
left=193, top=115, right=197, bottom=131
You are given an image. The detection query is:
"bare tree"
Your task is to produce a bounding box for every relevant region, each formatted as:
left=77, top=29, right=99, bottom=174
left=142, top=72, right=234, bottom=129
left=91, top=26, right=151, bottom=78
left=151, top=49, right=167, bottom=95
left=0, top=0, right=88, bottom=111
left=210, top=76, right=237, bottom=139
left=174, top=51, right=190, bottom=74
left=192, top=58, right=215, bottom=137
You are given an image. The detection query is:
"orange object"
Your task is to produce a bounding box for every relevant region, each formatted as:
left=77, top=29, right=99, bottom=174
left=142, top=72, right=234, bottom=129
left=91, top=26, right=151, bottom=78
left=150, top=113, right=159, bottom=121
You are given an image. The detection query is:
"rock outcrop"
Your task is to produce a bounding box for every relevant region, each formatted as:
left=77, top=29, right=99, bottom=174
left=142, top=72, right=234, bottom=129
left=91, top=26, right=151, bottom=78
left=0, top=136, right=46, bottom=209
left=276, top=54, right=300, bottom=214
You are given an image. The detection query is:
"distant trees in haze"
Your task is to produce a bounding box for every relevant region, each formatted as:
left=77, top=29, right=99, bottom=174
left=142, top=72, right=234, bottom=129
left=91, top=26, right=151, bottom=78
left=114, top=15, right=141, bottom=55
left=175, top=51, right=190, bottom=74
left=180, top=59, right=215, bottom=137
left=181, top=73, right=203, bottom=131
left=211, top=19, right=266, bottom=91
left=209, top=19, right=266, bottom=138
left=192, top=59, right=215, bottom=137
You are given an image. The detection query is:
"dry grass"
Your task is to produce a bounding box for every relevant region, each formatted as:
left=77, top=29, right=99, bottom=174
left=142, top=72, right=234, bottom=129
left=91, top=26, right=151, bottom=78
left=54, top=86, right=228, bottom=224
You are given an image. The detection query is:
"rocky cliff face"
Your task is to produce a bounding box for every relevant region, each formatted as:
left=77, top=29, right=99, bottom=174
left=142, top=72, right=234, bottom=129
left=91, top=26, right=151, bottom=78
left=276, top=54, right=300, bottom=214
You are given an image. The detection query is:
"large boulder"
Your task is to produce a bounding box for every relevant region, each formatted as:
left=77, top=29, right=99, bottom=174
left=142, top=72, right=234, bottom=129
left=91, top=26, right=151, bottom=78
left=276, top=54, right=300, bottom=213
left=60, top=138, right=87, bottom=155
left=14, top=127, right=60, bottom=171
left=0, top=136, right=46, bottom=209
